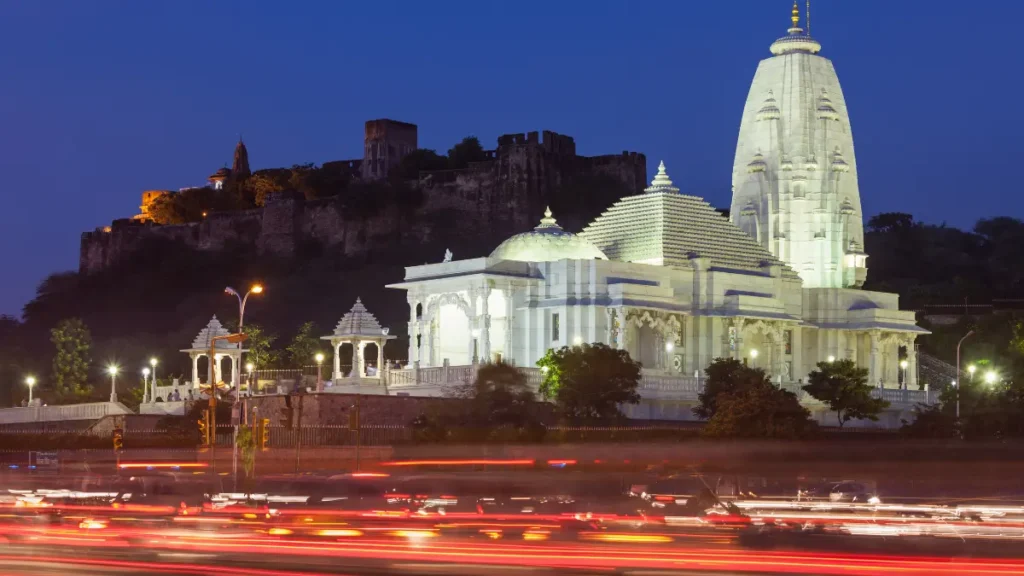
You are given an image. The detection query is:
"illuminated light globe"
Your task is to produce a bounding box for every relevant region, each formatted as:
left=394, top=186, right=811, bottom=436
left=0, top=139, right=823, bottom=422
left=985, top=371, right=997, bottom=384
left=490, top=207, right=607, bottom=263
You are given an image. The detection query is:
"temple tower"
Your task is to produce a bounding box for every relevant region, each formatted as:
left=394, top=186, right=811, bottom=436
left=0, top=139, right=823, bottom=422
left=232, top=138, right=251, bottom=180
left=731, top=2, right=867, bottom=288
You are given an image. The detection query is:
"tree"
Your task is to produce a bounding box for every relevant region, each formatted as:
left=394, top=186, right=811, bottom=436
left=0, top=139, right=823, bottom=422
left=694, top=358, right=769, bottom=420
left=803, top=359, right=889, bottom=428
left=286, top=321, right=323, bottom=369
left=457, top=360, right=536, bottom=428
left=50, top=318, right=93, bottom=401
left=396, top=149, right=449, bottom=180
left=245, top=173, right=286, bottom=207
left=447, top=136, right=488, bottom=170
left=702, top=378, right=816, bottom=439
left=237, top=425, right=256, bottom=493
left=240, top=323, right=280, bottom=370
left=537, top=343, right=641, bottom=422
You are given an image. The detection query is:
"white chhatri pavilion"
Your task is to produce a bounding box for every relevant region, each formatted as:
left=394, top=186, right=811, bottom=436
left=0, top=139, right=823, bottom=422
left=180, top=316, right=246, bottom=394
left=321, top=298, right=395, bottom=388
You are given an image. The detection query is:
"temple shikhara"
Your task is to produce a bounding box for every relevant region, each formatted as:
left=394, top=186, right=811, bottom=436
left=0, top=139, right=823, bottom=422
left=383, top=3, right=928, bottom=426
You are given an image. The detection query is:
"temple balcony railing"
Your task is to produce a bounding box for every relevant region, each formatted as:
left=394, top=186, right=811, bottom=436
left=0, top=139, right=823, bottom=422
left=0, top=402, right=134, bottom=425
left=381, top=364, right=937, bottom=407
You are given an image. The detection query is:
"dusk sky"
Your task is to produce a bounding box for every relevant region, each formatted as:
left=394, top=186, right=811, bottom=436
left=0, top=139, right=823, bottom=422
left=0, top=0, right=1020, bottom=316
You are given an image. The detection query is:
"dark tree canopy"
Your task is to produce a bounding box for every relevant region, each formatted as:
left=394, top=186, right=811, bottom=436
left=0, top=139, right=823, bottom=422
left=803, top=360, right=888, bottom=428
left=702, top=377, right=816, bottom=440
left=396, top=149, right=449, bottom=180
left=447, top=136, right=488, bottom=170
left=695, top=358, right=768, bottom=420
left=537, top=343, right=641, bottom=422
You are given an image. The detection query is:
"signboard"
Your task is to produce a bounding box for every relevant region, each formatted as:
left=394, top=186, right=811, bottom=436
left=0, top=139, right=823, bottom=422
left=28, top=451, right=59, bottom=471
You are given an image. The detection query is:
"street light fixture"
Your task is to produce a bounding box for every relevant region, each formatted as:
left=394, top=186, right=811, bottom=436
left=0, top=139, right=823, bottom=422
left=955, top=330, right=975, bottom=420
left=967, top=364, right=976, bottom=382
left=827, top=355, right=836, bottom=363
left=315, top=353, right=325, bottom=393
left=107, top=365, right=120, bottom=403
left=985, top=370, right=997, bottom=385
left=900, top=359, right=908, bottom=389
left=25, top=376, right=36, bottom=404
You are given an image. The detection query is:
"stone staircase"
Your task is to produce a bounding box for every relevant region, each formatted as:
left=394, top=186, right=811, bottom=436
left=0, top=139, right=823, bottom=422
left=918, top=352, right=957, bottom=389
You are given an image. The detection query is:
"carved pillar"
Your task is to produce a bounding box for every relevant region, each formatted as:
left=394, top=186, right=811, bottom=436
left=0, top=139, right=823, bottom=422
left=214, top=354, right=223, bottom=384
left=504, top=282, right=514, bottom=362
left=408, top=294, right=420, bottom=364
left=732, top=318, right=744, bottom=361
left=377, top=338, right=384, bottom=377
left=907, top=338, right=918, bottom=390
left=869, top=331, right=881, bottom=387
left=191, top=353, right=200, bottom=387
left=333, top=341, right=342, bottom=380
left=427, top=318, right=436, bottom=367
left=353, top=339, right=363, bottom=379
left=481, top=283, right=491, bottom=362
left=772, top=330, right=784, bottom=381
left=607, top=308, right=621, bottom=349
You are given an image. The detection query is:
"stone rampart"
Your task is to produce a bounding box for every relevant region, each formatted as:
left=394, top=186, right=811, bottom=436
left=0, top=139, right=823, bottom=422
left=80, top=130, right=646, bottom=273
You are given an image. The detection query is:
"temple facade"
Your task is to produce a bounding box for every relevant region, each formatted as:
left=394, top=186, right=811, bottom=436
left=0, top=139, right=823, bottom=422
left=384, top=5, right=928, bottom=426
left=388, top=163, right=925, bottom=424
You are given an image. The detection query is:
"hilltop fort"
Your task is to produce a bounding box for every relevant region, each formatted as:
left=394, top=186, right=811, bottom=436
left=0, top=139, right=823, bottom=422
left=80, top=119, right=646, bottom=273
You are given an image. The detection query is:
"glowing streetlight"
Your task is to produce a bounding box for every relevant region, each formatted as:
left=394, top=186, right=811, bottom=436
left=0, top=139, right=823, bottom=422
left=956, top=330, right=975, bottom=420
left=148, top=358, right=158, bottom=403
left=665, top=341, right=675, bottom=352
left=315, top=352, right=325, bottom=392
left=967, top=364, right=976, bottom=382
left=573, top=336, right=583, bottom=346
left=749, top=349, right=758, bottom=358
left=25, top=376, right=36, bottom=404
left=107, top=365, right=120, bottom=403
left=827, top=355, right=836, bottom=363
left=246, top=362, right=254, bottom=372
left=985, top=370, right=997, bottom=385
left=900, top=359, right=908, bottom=389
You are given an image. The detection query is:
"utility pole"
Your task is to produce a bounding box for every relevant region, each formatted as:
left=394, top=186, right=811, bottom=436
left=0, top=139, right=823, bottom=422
left=294, top=394, right=304, bottom=474
left=208, top=332, right=248, bottom=476
left=350, top=395, right=361, bottom=472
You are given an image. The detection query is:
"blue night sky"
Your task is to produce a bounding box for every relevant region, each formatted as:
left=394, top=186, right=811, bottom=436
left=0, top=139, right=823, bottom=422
left=0, top=0, right=1020, bottom=315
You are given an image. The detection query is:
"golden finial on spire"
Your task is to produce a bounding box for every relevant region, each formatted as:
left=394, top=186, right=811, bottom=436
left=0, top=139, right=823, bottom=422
left=791, top=1, right=800, bottom=28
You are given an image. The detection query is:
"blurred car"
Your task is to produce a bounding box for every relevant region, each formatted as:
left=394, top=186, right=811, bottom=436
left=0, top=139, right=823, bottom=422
left=800, top=481, right=880, bottom=504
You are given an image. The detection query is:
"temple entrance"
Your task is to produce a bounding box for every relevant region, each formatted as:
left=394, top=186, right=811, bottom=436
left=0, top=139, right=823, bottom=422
left=437, top=303, right=471, bottom=365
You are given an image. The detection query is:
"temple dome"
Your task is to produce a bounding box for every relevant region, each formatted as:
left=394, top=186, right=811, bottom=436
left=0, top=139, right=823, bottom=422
left=490, top=207, right=607, bottom=263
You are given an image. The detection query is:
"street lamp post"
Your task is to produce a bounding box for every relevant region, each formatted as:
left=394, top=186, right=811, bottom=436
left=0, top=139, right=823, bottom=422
left=25, top=376, right=35, bottom=405
left=246, top=362, right=255, bottom=396
left=955, top=330, right=975, bottom=420
left=899, top=360, right=908, bottom=389
left=315, top=353, right=325, bottom=393
left=225, top=285, right=262, bottom=489
left=107, top=365, right=119, bottom=403
left=142, top=367, right=151, bottom=402
left=985, top=370, right=997, bottom=385
left=149, top=358, right=158, bottom=403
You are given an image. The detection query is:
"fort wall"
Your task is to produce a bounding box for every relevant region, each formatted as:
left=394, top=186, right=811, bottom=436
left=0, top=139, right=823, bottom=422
left=80, top=130, right=645, bottom=273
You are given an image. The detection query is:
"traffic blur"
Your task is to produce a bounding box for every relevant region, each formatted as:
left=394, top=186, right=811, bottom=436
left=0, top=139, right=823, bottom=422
left=2, top=460, right=1024, bottom=574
